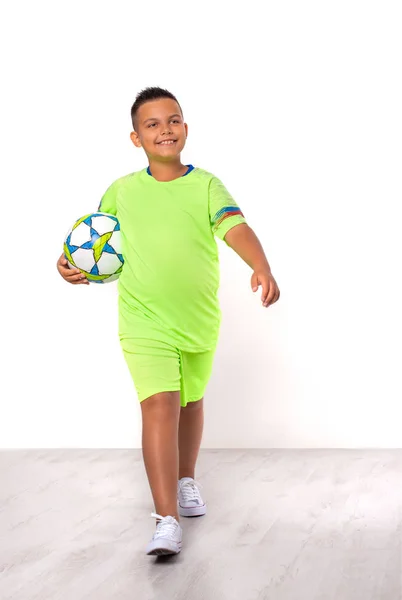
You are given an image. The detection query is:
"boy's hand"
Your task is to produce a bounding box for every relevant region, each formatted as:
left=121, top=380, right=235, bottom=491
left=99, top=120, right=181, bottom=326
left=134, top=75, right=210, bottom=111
left=56, top=253, right=89, bottom=285
left=251, top=269, right=280, bottom=307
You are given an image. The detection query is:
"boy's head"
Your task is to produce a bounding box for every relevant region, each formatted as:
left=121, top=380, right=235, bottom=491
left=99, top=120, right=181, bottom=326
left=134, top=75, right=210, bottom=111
left=130, top=87, right=188, bottom=162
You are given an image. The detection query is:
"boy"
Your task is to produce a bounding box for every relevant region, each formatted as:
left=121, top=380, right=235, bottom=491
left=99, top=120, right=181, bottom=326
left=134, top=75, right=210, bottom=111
left=56, top=87, right=280, bottom=556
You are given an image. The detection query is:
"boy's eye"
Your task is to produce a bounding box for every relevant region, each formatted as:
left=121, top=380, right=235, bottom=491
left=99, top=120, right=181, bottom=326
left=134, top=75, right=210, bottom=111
left=148, top=119, right=180, bottom=128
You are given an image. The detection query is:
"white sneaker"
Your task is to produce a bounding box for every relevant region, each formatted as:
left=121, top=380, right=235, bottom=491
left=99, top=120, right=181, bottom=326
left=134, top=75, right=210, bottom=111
left=145, top=512, right=182, bottom=555
left=177, top=477, right=207, bottom=517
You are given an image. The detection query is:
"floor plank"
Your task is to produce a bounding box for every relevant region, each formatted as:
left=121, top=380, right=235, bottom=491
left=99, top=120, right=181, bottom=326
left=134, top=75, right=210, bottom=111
left=1, top=449, right=401, bottom=599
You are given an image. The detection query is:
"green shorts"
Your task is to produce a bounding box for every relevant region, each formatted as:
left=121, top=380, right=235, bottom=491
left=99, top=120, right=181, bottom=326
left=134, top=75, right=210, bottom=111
left=119, top=337, right=216, bottom=407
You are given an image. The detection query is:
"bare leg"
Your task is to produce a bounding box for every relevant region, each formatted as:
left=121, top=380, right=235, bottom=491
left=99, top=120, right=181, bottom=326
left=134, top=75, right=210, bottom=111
left=178, top=397, right=204, bottom=480
left=140, top=391, right=181, bottom=522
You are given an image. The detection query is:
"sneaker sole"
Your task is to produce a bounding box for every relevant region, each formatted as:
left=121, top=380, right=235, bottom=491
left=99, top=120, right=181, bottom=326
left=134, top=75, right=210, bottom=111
left=146, top=539, right=182, bottom=555
left=178, top=504, right=207, bottom=517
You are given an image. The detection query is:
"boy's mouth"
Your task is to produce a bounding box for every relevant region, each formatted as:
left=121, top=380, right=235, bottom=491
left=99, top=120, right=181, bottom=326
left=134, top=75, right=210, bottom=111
left=157, top=140, right=177, bottom=146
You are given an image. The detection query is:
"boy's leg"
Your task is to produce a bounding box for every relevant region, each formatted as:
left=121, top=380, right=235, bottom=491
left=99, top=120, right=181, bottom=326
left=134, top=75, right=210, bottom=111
left=140, top=391, right=181, bottom=522
left=177, top=346, right=215, bottom=479
left=178, top=397, right=204, bottom=480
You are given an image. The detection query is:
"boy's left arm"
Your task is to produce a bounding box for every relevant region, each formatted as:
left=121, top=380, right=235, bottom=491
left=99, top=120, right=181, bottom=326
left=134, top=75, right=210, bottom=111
left=225, top=224, right=280, bottom=308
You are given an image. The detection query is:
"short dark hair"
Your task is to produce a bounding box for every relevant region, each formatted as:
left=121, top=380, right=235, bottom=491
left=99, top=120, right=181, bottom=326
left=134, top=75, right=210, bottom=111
left=131, top=87, right=183, bottom=131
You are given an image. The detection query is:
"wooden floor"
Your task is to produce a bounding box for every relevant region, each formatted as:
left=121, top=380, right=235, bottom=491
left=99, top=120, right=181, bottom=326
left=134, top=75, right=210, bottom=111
left=1, top=449, right=402, bottom=599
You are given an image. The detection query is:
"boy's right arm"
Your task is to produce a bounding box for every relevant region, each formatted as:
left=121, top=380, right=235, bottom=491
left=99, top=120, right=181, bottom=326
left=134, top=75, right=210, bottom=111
left=57, top=178, right=119, bottom=284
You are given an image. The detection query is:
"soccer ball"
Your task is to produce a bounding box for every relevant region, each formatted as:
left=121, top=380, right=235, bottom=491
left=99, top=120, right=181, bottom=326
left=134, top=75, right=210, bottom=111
left=63, top=212, right=124, bottom=284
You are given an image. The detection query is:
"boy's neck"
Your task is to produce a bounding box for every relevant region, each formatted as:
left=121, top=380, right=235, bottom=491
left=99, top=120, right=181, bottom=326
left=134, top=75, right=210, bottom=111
left=147, top=159, right=188, bottom=182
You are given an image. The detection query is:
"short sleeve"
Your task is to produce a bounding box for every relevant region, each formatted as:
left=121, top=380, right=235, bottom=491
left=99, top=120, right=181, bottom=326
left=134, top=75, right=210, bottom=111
left=97, top=179, right=119, bottom=215
left=208, top=176, right=247, bottom=241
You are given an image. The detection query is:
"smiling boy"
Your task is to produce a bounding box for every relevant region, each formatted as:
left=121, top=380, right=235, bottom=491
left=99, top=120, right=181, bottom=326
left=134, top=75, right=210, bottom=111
left=56, top=87, right=280, bottom=556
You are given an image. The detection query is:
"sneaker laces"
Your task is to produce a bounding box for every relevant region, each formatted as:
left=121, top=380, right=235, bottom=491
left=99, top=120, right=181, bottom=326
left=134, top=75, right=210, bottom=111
left=150, top=513, right=179, bottom=540
left=178, top=478, right=203, bottom=502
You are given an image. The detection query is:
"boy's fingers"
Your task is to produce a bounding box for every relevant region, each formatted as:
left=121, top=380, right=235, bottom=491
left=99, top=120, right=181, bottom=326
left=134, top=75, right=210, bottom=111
left=251, top=273, right=259, bottom=292
left=57, top=254, right=88, bottom=283
left=264, top=287, right=277, bottom=307
left=261, top=280, right=270, bottom=304
left=72, top=273, right=86, bottom=281
left=263, top=295, right=272, bottom=307
left=63, top=270, right=86, bottom=282
left=58, top=259, right=73, bottom=271
left=61, top=263, right=81, bottom=275
left=63, top=268, right=79, bottom=277
left=261, top=281, right=268, bottom=302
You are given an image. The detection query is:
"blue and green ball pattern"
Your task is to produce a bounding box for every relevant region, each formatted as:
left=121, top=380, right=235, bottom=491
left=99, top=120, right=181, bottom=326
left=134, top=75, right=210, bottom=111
left=63, top=212, right=124, bottom=284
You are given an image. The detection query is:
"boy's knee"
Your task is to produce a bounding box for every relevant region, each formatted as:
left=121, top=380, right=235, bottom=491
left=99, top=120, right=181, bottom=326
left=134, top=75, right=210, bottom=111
left=181, top=397, right=204, bottom=410
left=141, top=391, right=180, bottom=413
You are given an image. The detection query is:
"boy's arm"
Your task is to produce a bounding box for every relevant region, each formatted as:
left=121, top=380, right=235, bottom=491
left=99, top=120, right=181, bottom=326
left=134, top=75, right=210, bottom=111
left=98, top=179, right=119, bottom=215
left=225, top=223, right=280, bottom=308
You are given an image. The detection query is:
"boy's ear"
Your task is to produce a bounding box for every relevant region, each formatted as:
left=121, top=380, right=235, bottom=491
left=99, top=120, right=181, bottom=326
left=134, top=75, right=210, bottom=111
left=130, top=131, right=142, bottom=148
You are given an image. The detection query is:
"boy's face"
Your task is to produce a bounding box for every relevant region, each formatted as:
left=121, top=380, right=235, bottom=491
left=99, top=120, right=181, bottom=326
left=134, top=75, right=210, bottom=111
left=130, top=98, right=188, bottom=162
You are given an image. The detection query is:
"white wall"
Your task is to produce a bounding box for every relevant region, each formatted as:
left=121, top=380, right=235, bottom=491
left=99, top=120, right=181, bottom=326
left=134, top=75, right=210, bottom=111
left=1, top=1, right=401, bottom=448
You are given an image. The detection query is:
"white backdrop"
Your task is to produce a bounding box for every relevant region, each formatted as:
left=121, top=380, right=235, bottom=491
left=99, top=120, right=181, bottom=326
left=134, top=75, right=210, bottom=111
left=1, top=1, right=401, bottom=448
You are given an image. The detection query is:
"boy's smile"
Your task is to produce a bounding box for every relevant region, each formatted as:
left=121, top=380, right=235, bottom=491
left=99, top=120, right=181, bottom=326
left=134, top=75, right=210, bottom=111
left=130, top=98, right=188, bottom=162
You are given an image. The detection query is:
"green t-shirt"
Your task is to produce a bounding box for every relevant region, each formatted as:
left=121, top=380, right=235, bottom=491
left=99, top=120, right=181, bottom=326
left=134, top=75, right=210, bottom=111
left=98, top=166, right=247, bottom=352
